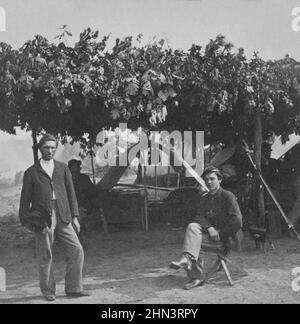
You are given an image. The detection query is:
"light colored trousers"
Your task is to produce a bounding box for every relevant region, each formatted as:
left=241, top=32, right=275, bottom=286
left=35, top=202, right=84, bottom=296
left=182, top=222, right=224, bottom=279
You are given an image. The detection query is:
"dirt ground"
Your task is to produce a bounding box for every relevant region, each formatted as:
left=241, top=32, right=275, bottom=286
left=0, top=188, right=300, bottom=304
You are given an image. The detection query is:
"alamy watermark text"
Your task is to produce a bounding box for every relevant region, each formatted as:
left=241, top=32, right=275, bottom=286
left=291, top=7, right=300, bottom=31
left=95, top=123, right=204, bottom=178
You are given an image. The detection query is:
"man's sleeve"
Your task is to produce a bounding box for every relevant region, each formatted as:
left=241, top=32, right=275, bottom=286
left=65, top=166, right=79, bottom=218
left=194, top=197, right=213, bottom=230
left=219, top=193, right=243, bottom=241
left=19, top=170, right=33, bottom=226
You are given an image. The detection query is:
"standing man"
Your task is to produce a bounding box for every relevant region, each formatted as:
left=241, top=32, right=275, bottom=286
left=19, top=134, right=90, bottom=301
left=170, top=166, right=243, bottom=290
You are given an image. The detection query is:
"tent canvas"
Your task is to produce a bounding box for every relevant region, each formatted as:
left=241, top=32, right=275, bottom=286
left=210, top=145, right=236, bottom=167
left=55, top=140, right=236, bottom=190
left=54, top=126, right=203, bottom=188
left=270, top=134, right=300, bottom=160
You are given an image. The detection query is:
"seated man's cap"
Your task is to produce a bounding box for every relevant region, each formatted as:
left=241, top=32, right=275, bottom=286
left=202, top=165, right=223, bottom=179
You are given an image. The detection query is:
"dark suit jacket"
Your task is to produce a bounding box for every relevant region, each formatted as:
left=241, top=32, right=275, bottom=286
left=193, top=187, right=243, bottom=242
left=72, top=173, right=97, bottom=211
left=19, top=160, right=79, bottom=227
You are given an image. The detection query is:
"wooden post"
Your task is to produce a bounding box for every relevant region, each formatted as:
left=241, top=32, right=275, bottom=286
left=155, top=165, right=158, bottom=200
left=140, top=190, right=144, bottom=229
left=236, top=102, right=245, bottom=179
left=253, top=111, right=265, bottom=227
left=90, top=152, right=96, bottom=185
left=143, top=165, right=149, bottom=232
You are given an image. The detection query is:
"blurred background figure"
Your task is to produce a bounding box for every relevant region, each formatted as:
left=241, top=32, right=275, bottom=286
left=68, top=159, right=98, bottom=243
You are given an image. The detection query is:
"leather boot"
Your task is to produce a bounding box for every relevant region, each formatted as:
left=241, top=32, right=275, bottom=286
left=169, top=255, right=192, bottom=271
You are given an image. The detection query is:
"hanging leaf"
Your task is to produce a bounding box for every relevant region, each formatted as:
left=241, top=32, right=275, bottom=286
left=125, top=82, right=139, bottom=96
left=65, top=98, right=72, bottom=107
left=142, top=81, right=154, bottom=96
left=111, top=109, right=120, bottom=119
left=25, top=93, right=34, bottom=102
left=158, top=90, right=168, bottom=102
left=162, top=105, right=168, bottom=120
left=35, top=56, right=47, bottom=65
left=168, top=88, right=177, bottom=98
left=146, top=101, right=152, bottom=112
left=149, top=112, right=157, bottom=126
left=246, top=86, right=254, bottom=94
left=159, top=73, right=167, bottom=83
left=137, top=102, right=144, bottom=111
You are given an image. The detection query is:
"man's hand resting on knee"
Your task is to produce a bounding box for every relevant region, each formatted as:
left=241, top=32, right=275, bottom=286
left=208, top=227, right=220, bottom=241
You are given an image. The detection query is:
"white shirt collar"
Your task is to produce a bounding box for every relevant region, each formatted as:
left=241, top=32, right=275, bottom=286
left=40, top=159, right=55, bottom=178
left=40, top=158, right=54, bottom=166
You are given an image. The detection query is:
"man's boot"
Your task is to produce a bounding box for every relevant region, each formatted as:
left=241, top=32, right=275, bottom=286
left=169, top=254, right=192, bottom=271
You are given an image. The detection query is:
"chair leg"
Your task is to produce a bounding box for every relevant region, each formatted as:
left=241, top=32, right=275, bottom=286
left=220, top=259, right=234, bottom=286
left=219, top=255, right=248, bottom=276
left=200, top=251, right=247, bottom=287
left=201, top=259, right=222, bottom=285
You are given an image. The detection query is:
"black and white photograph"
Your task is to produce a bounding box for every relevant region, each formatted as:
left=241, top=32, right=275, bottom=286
left=0, top=0, right=300, bottom=306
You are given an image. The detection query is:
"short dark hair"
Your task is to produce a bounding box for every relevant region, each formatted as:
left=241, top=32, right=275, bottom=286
left=38, top=134, right=58, bottom=149
left=202, top=166, right=223, bottom=180
left=68, top=159, right=82, bottom=167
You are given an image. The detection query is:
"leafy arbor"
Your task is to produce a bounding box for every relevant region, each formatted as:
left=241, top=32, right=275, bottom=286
left=1, top=30, right=300, bottom=225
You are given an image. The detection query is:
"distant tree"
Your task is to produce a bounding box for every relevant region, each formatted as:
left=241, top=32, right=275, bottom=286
left=0, top=42, right=19, bottom=136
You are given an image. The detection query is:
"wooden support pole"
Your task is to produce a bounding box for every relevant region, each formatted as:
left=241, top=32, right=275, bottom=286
left=90, top=152, right=96, bottom=185
left=143, top=165, right=149, bottom=232
left=167, top=166, right=171, bottom=188
left=144, top=188, right=149, bottom=232
left=155, top=165, right=158, bottom=200
left=243, top=140, right=300, bottom=241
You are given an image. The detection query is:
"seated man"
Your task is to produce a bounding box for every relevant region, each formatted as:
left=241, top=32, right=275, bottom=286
left=68, top=159, right=98, bottom=234
left=170, top=166, right=243, bottom=290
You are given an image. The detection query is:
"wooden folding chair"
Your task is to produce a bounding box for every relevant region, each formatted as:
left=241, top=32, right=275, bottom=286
left=196, top=241, right=247, bottom=287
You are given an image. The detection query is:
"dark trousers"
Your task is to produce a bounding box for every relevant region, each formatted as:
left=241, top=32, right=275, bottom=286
left=35, top=202, right=84, bottom=296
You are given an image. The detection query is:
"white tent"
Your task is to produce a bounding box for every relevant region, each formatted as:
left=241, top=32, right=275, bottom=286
left=270, top=134, right=300, bottom=160
left=54, top=126, right=208, bottom=190
left=210, top=145, right=236, bottom=167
